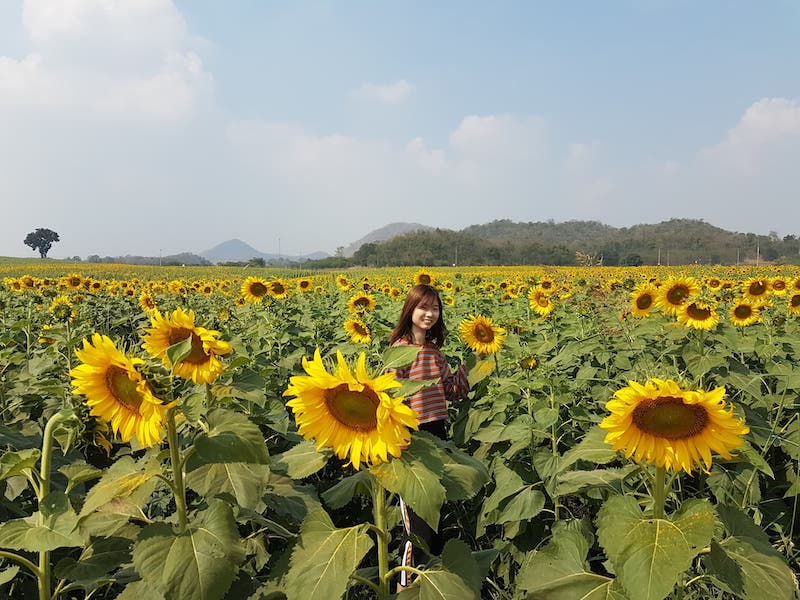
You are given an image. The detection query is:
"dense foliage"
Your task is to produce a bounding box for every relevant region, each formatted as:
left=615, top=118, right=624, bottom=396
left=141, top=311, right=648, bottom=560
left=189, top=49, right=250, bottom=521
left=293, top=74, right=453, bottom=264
left=0, top=261, right=797, bottom=599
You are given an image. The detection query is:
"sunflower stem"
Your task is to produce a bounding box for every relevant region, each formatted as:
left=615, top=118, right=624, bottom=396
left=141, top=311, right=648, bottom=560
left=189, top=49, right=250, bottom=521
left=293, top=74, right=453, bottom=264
left=653, top=465, right=667, bottom=519
left=166, top=408, right=188, bottom=532
left=38, top=411, right=66, bottom=600
left=493, top=352, right=500, bottom=378
left=372, top=479, right=390, bottom=598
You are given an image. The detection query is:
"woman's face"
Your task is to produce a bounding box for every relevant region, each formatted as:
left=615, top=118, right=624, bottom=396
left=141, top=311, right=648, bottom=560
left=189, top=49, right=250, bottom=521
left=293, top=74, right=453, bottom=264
left=411, top=298, right=440, bottom=334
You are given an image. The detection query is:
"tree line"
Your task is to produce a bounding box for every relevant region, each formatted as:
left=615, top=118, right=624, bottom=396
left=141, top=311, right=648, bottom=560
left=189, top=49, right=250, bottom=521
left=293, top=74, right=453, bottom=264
left=302, top=219, right=800, bottom=268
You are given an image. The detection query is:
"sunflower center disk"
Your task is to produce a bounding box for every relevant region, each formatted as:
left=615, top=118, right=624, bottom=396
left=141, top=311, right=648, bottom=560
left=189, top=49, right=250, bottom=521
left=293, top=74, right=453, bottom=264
left=686, top=303, right=712, bottom=320
left=632, top=396, right=709, bottom=440
left=734, top=305, right=753, bottom=319
left=168, top=329, right=208, bottom=364
left=105, top=365, right=143, bottom=412
left=325, top=385, right=378, bottom=431
left=250, top=282, right=267, bottom=296
left=474, top=325, right=494, bottom=343
left=666, top=286, right=689, bottom=304
left=636, top=295, right=653, bottom=310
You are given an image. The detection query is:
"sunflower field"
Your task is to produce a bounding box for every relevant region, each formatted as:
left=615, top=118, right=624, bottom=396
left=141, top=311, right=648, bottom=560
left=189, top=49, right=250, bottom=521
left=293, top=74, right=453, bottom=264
left=0, top=261, right=798, bottom=600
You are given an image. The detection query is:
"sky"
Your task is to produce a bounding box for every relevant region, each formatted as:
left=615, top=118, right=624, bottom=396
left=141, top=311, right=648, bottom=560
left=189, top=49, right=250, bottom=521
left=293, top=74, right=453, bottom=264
left=1, top=1, right=799, bottom=259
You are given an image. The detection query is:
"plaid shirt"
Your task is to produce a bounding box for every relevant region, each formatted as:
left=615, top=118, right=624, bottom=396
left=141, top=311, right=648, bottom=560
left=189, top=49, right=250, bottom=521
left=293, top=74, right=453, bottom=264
left=388, top=338, right=469, bottom=424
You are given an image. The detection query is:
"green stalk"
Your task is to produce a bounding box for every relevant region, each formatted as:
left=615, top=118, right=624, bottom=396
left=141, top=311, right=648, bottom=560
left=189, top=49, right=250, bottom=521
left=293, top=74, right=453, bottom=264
left=166, top=408, right=188, bottom=532
left=372, top=480, right=390, bottom=598
left=653, top=465, right=667, bottom=519
left=38, top=411, right=66, bottom=600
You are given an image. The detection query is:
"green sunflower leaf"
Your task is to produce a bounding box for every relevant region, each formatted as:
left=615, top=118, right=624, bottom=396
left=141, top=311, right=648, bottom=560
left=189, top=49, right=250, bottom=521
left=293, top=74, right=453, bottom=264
left=185, top=462, right=270, bottom=511
left=270, top=439, right=331, bottom=479
left=0, top=492, right=85, bottom=551
left=284, top=509, right=373, bottom=600
left=321, top=470, right=374, bottom=509
left=54, top=535, right=133, bottom=584
left=165, top=336, right=194, bottom=369
left=383, top=346, right=421, bottom=370
left=79, top=454, right=161, bottom=518
left=132, top=499, right=244, bottom=600
left=0, top=448, right=41, bottom=481
left=597, top=496, right=715, bottom=600
left=559, top=426, right=619, bottom=470
left=185, top=408, right=269, bottom=470
left=372, top=434, right=447, bottom=530
left=517, top=525, right=626, bottom=600
left=706, top=536, right=798, bottom=599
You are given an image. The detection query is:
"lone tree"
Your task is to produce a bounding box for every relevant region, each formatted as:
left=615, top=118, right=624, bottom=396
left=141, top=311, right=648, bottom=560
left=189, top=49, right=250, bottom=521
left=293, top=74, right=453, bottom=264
left=24, top=228, right=60, bottom=258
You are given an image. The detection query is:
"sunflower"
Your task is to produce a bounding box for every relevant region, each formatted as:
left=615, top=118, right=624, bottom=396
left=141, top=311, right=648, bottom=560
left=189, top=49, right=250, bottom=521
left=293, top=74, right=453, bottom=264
left=770, top=277, right=788, bottom=295
left=676, top=300, right=719, bottom=331
left=788, top=293, right=800, bottom=316
left=459, top=314, right=507, bottom=355
left=142, top=307, right=232, bottom=384
left=267, top=279, right=289, bottom=300
left=729, top=299, right=761, bottom=327
left=630, top=284, right=657, bottom=318
left=70, top=334, right=171, bottom=448
left=742, top=277, right=770, bottom=301
left=528, top=289, right=555, bottom=317
left=413, top=269, right=435, bottom=287
left=49, top=295, right=74, bottom=321
left=344, top=318, right=371, bottom=344
left=139, top=291, right=158, bottom=313
left=519, top=356, right=538, bottom=370
left=241, top=277, right=269, bottom=303
left=537, top=278, right=556, bottom=293
left=336, top=275, right=352, bottom=291
left=347, top=292, right=376, bottom=315
left=62, top=273, right=84, bottom=290
left=297, top=278, right=313, bottom=292
left=283, top=349, right=419, bottom=470
left=656, top=276, right=700, bottom=315
left=600, top=378, right=749, bottom=474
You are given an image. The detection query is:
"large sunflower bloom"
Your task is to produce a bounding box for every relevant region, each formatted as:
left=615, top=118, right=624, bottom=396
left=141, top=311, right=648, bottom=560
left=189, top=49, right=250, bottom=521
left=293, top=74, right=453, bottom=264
left=267, top=279, right=289, bottom=300
left=630, top=283, right=657, bottom=318
left=742, top=277, right=770, bottom=301
left=70, top=334, right=171, bottom=448
left=142, top=308, right=232, bottom=384
left=528, top=289, right=555, bottom=317
left=240, top=277, right=269, bottom=303
left=600, top=378, right=749, bottom=474
left=459, top=314, right=507, bottom=355
left=347, top=292, right=376, bottom=315
left=344, top=318, right=371, bottom=344
left=413, top=269, right=435, bottom=287
left=283, top=349, right=419, bottom=470
left=676, top=300, right=719, bottom=331
left=729, top=299, right=762, bottom=327
left=656, top=277, right=700, bottom=315
left=788, top=293, right=800, bottom=316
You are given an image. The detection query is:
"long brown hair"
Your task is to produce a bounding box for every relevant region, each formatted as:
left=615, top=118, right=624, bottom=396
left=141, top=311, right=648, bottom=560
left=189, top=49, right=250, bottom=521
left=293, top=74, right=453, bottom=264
left=389, top=284, right=447, bottom=347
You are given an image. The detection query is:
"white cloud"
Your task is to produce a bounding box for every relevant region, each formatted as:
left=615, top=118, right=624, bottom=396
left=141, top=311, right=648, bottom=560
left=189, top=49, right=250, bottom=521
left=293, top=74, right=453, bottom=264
left=0, top=0, right=211, bottom=120
left=350, top=79, right=414, bottom=104
left=22, top=0, right=189, bottom=51
left=406, top=137, right=445, bottom=172
left=699, top=97, right=800, bottom=172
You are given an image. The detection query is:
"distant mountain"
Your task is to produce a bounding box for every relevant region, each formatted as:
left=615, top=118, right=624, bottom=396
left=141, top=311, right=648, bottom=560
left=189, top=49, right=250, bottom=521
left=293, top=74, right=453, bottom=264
left=200, top=239, right=328, bottom=264
left=341, top=222, right=432, bottom=257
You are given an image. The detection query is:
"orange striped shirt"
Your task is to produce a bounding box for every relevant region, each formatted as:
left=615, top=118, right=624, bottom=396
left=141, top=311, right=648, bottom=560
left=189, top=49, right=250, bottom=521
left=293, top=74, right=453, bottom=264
left=388, top=339, right=469, bottom=424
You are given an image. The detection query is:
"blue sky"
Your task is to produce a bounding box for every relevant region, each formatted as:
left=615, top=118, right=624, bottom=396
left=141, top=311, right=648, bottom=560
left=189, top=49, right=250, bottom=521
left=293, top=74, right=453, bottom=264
left=1, top=1, right=798, bottom=259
